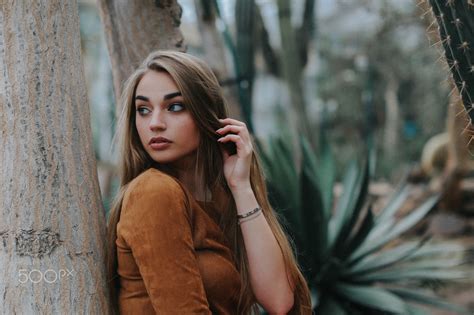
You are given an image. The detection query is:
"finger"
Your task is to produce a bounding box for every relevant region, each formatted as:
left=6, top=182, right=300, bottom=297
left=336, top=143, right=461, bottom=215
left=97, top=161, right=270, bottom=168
left=217, top=125, right=250, bottom=144
left=218, top=134, right=244, bottom=144
left=217, top=134, right=252, bottom=153
left=216, top=125, right=245, bottom=136
left=218, top=118, right=246, bottom=127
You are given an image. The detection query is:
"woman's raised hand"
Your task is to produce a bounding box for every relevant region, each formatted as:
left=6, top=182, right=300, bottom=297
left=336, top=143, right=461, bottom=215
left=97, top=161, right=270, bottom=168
left=216, top=118, right=254, bottom=192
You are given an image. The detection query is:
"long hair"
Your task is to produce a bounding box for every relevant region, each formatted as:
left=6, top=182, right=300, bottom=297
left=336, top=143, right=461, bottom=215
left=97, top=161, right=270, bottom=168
left=105, top=50, right=312, bottom=314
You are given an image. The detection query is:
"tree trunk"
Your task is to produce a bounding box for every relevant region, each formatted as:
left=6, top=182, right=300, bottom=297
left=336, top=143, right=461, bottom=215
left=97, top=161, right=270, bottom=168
left=97, top=0, right=186, bottom=111
left=383, top=77, right=400, bottom=161
left=0, top=1, right=109, bottom=313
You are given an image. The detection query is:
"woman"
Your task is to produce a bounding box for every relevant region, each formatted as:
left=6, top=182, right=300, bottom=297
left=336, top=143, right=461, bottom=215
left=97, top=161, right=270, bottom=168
left=106, top=50, right=312, bottom=314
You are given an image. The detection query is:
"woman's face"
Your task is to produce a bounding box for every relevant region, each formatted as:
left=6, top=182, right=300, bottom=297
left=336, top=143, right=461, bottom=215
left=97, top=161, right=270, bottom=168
left=134, top=70, right=200, bottom=168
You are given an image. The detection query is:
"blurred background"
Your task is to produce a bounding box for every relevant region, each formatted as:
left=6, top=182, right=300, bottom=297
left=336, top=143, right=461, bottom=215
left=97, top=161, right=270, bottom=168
left=79, top=0, right=469, bottom=204
left=79, top=0, right=474, bottom=313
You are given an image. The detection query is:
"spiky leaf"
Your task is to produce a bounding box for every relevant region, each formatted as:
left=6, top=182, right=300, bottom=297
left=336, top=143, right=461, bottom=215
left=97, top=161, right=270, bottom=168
left=333, top=283, right=407, bottom=314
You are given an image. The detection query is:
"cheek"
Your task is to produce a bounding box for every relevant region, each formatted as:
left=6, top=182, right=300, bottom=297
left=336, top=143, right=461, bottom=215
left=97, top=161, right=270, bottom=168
left=183, top=119, right=200, bottom=147
left=191, top=129, right=200, bottom=147
left=135, top=118, right=147, bottom=142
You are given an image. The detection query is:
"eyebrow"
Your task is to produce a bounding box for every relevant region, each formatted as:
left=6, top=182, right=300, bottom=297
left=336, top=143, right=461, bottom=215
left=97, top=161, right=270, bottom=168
left=135, top=91, right=182, bottom=102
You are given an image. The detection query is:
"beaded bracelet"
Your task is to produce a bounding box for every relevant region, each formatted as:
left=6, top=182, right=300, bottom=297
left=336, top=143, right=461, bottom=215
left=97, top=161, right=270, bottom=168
left=238, top=210, right=262, bottom=225
left=236, top=207, right=261, bottom=219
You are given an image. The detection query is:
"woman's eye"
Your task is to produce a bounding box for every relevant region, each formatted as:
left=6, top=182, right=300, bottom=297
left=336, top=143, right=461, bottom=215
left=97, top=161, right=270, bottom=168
left=136, top=107, right=150, bottom=115
left=168, top=103, right=184, bottom=112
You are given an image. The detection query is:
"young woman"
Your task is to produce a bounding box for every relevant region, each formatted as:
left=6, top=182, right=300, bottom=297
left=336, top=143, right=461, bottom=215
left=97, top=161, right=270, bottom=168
left=106, top=50, right=312, bottom=314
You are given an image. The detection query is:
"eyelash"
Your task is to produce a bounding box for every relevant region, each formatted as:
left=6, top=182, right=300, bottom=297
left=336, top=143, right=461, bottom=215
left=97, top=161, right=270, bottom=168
left=136, top=103, right=185, bottom=115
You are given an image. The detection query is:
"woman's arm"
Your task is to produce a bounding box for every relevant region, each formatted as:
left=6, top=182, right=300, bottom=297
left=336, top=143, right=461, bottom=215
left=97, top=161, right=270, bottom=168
left=216, top=117, right=295, bottom=313
left=232, top=185, right=295, bottom=314
left=119, top=171, right=212, bottom=314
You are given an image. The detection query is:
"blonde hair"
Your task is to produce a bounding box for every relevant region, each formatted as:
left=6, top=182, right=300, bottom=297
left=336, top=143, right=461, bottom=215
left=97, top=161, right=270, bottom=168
left=105, top=50, right=312, bottom=314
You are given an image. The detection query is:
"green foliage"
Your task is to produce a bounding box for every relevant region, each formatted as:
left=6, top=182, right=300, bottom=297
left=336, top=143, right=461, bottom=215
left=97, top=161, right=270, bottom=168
left=212, top=0, right=315, bottom=139
left=235, top=0, right=256, bottom=133
left=212, top=0, right=254, bottom=131
left=315, top=3, right=450, bottom=180
left=257, top=131, right=469, bottom=314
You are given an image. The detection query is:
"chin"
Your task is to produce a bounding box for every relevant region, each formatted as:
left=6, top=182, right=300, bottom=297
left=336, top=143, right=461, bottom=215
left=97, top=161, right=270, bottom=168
left=149, top=155, right=178, bottom=164
left=146, top=150, right=176, bottom=164
left=152, top=149, right=198, bottom=167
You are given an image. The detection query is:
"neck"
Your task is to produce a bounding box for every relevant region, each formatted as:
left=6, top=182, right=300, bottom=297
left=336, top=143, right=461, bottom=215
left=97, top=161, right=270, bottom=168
left=169, top=153, right=208, bottom=201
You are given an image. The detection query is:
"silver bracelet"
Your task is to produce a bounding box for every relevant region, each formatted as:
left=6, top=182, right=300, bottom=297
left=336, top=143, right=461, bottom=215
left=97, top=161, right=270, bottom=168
left=238, top=209, right=262, bottom=225
left=236, top=207, right=261, bottom=219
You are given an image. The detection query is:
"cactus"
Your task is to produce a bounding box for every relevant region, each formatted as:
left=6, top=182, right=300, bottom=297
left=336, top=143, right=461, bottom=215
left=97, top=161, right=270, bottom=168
left=297, top=0, right=317, bottom=68
left=255, top=5, right=280, bottom=77
left=210, top=0, right=256, bottom=133
left=427, top=0, right=474, bottom=125
left=235, top=0, right=257, bottom=133
left=277, top=0, right=313, bottom=144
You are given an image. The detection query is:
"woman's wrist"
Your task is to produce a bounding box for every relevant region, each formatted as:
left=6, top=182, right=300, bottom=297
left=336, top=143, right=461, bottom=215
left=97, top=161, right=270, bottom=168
left=229, top=182, right=252, bottom=195
left=237, top=208, right=262, bottom=225
left=230, top=183, right=260, bottom=215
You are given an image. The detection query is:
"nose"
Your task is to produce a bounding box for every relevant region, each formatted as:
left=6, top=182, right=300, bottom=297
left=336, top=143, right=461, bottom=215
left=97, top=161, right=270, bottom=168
left=149, top=110, right=166, bottom=130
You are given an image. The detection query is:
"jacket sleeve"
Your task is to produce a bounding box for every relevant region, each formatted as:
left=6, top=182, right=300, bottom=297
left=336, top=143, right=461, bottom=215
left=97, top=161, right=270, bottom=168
left=118, top=172, right=212, bottom=314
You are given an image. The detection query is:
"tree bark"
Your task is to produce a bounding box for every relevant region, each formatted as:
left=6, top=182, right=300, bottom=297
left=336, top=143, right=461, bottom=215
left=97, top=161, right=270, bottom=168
left=97, top=0, right=186, bottom=111
left=0, top=1, right=109, bottom=313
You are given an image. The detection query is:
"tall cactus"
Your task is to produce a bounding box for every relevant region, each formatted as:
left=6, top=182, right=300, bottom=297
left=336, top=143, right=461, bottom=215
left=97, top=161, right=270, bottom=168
left=235, top=0, right=257, bottom=133
left=210, top=0, right=256, bottom=133
left=428, top=0, right=474, bottom=125
left=277, top=0, right=313, bottom=145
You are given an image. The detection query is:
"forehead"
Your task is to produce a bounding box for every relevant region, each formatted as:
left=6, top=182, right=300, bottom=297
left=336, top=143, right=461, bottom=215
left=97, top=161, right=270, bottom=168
left=135, top=71, right=180, bottom=97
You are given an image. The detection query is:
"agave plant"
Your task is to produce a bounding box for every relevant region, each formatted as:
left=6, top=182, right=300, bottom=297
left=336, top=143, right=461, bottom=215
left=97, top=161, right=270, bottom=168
left=256, top=132, right=469, bottom=314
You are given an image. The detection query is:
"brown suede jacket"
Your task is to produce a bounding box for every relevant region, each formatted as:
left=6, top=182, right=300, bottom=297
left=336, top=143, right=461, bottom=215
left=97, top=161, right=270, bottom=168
left=116, top=168, right=242, bottom=314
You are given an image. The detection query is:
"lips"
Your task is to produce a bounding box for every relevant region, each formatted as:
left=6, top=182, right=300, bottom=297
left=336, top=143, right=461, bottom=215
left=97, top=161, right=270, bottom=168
left=149, top=136, right=172, bottom=144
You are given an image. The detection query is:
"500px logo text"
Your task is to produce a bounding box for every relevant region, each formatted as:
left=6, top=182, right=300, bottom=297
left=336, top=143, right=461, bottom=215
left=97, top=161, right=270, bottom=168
left=18, top=268, right=74, bottom=283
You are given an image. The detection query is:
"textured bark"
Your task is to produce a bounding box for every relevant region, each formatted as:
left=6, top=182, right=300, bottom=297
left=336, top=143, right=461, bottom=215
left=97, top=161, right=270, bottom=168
left=0, top=1, right=109, bottom=313
left=97, top=0, right=186, bottom=110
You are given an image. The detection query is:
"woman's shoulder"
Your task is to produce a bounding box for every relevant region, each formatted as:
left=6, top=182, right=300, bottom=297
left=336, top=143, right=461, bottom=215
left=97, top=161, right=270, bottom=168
left=117, top=168, right=193, bottom=240
left=128, top=167, right=179, bottom=189
left=123, top=168, right=183, bottom=204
